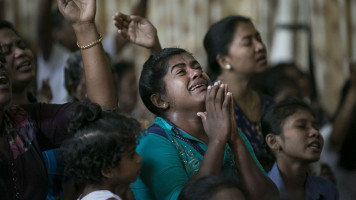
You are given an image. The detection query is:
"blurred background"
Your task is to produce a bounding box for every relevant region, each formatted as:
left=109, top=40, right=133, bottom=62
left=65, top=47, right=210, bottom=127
left=1, top=0, right=355, bottom=117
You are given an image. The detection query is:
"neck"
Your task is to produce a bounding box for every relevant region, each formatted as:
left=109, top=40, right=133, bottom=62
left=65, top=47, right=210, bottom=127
left=218, top=72, right=262, bottom=122
left=163, top=110, right=208, bottom=143
left=276, top=158, right=308, bottom=190
left=12, top=83, right=31, bottom=105
left=11, top=91, right=30, bottom=105
left=217, top=71, right=252, bottom=100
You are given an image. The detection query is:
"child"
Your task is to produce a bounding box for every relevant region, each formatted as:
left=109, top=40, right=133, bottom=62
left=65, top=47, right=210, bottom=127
left=261, top=98, right=339, bottom=199
left=178, top=175, right=246, bottom=200
left=60, top=103, right=142, bottom=200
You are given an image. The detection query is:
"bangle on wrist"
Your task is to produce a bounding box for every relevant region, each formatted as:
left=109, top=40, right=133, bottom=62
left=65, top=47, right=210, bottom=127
left=77, top=34, right=103, bottom=49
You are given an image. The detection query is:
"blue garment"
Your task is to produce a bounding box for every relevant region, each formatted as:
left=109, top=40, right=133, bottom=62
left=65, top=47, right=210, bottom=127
left=268, top=162, right=339, bottom=200
left=132, top=117, right=265, bottom=200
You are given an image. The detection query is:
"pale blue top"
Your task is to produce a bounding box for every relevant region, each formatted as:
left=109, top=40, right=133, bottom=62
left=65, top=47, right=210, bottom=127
left=268, top=162, right=339, bottom=200
left=132, top=117, right=265, bottom=200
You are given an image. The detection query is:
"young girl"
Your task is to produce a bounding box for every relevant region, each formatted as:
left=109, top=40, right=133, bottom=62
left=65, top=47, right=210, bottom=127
left=261, top=98, right=339, bottom=199
left=60, top=103, right=142, bottom=200
left=126, top=47, right=278, bottom=200
left=113, top=14, right=278, bottom=200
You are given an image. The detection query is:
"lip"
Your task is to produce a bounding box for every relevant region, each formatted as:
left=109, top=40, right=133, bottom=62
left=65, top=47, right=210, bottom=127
left=256, top=55, right=267, bottom=65
left=0, top=70, right=10, bottom=90
left=188, top=80, right=209, bottom=92
left=307, top=140, right=322, bottom=152
left=15, top=59, right=32, bottom=73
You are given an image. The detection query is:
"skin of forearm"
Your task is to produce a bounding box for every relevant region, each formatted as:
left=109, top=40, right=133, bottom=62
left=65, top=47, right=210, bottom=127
left=190, top=139, right=226, bottom=182
left=73, top=23, right=118, bottom=109
left=229, top=137, right=279, bottom=200
left=330, top=88, right=356, bottom=148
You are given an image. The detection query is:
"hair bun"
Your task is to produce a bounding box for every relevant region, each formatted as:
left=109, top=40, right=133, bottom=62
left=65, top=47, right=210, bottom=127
left=67, top=103, right=102, bottom=135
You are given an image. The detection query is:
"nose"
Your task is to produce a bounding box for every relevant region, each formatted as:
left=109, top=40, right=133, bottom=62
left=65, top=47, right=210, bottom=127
left=190, top=68, right=202, bottom=80
left=136, top=153, right=142, bottom=163
left=310, top=127, right=321, bottom=138
left=13, top=46, right=26, bottom=58
left=255, top=39, right=265, bottom=52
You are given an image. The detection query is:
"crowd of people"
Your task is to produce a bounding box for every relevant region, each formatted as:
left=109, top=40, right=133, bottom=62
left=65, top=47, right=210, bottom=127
left=0, top=0, right=353, bottom=199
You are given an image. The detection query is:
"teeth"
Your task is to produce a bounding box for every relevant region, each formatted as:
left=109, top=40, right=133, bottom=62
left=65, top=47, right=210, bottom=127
left=309, top=143, right=320, bottom=149
left=0, top=76, right=8, bottom=84
left=190, top=84, right=204, bottom=91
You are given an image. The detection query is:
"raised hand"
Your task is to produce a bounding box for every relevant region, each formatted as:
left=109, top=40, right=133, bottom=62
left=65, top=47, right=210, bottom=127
left=197, top=82, right=232, bottom=144
left=57, top=0, right=96, bottom=26
left=113, top=12, right=161, bottom=52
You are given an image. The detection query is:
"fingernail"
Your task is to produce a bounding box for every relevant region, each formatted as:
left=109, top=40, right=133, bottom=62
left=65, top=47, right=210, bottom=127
left=220, top=84, right=224, bottom=88
left=208, top=85, right=211, bottom=90
left=214, top=82, right=218, bottom=86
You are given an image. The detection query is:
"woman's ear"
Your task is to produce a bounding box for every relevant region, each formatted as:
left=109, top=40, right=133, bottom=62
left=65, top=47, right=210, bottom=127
left=151, top=93, right=169, bottom=109
left=266, top=133, right=281, bottom=152
left=101, top=166, right=114, bottom=179
left=216, top=55, right=232, bottom=70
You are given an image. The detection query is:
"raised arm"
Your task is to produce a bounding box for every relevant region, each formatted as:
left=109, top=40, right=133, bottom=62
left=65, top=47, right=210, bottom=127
left=228, top=98, right=279, bottom=199
left=329, top=62, right=356, bottom=149
left=113, top=12, right=161, bottom=54
left=111, top=0, right=148, bottom=54
left=57, top=0, right=117, bottom=109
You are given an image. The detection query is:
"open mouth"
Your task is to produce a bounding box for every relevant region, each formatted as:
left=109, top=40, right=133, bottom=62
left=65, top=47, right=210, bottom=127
left=308, top=141, right=322, bottom=151
left=16, top=61, right=32, bottom=72
left=190, top=84, right=207, bottom=91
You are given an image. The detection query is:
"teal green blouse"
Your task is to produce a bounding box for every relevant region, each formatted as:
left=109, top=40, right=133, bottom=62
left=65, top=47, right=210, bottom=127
left=132, top=117, right=265, bottom=200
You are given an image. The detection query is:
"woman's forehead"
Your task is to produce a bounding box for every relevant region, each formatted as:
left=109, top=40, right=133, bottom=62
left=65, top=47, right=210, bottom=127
left=167, top=53, right=197, bottom=67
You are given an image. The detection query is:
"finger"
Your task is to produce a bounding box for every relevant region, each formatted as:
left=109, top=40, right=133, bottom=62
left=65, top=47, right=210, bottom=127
left=215, top=83, right=226, bottom=112
left=206, top=82, right=219, bottom=113
left=197, top=112, right=207, bottom=122
left=118, top=12, right=131, bottom=22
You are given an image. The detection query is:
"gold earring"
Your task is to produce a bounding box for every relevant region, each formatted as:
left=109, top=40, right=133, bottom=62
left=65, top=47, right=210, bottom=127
left=276, top=145, right=281, bottom=153
left=162, top=103, right=167, bottom=108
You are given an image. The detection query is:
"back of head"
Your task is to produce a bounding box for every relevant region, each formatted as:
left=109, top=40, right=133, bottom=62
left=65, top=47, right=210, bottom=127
left=113, top=60, right=135, bottom=83
left=178, top=175, right=244, bottom=200
left=64, top=51, right=83, bottom=88
left=261, top=98, right=315, bottom=138
left=203, top=15, right=251, bottom=80
left=139, top=47, right=191, bottom=116
left=61, top=103, right=141, bottom=184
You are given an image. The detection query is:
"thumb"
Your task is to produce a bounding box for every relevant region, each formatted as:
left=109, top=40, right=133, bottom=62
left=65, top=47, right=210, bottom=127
left=197, top=112, right=207, bottom=121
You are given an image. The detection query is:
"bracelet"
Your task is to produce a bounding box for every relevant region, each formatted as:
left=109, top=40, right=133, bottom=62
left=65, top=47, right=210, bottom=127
left=77, top=34, right=103, bottom=49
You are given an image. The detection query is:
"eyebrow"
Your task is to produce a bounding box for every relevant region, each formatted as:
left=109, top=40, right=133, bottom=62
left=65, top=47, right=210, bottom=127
left=170, top=60, right=200, bottom=73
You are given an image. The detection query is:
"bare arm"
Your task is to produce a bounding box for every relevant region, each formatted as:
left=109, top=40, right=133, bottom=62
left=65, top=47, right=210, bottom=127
left=37, top=0, right=54, bottom=60
left=194, top=83, right=231, bottom=180
left=113, top=12, right=161, bottom=54
left=57, top=0, right=117, bottom=109
left=113, top=0, right=148, bottom=53
left=329, top=62, right=356, bottom=149
left=228, top=98, right=279, bottom=199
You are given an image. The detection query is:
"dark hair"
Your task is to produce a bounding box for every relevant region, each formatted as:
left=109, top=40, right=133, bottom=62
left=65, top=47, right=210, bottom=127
left=178, top=175, right=244, bottom=200
left=64, top=51, right=83, bottom=88
left=113, top=60, right=135, bottom=83
left=203, top=15, right=252, bottom=81
left=139, top=47, right=192, bottom=116
left=51, top=9, right=65, bottom=29
left=261, top=98, right=315, bottom=138
left=0, top=20, right=19, bottom=36
left=60, top=103, right=141, bottom=184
